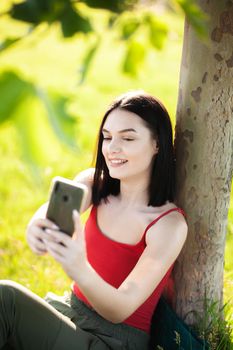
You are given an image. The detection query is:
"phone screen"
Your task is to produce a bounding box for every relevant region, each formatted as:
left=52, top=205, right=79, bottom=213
left=46, top=177, right=87, bottom=236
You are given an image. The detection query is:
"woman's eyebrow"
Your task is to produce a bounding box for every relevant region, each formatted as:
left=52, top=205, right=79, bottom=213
left=102, top=128, right=137, bottom=133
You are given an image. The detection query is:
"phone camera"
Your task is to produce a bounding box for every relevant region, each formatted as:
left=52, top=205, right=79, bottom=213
left=62, top=195, right=69, bottom=202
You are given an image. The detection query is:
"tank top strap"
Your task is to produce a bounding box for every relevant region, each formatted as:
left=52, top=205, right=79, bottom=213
left=144, top=207, right=186, bottom=235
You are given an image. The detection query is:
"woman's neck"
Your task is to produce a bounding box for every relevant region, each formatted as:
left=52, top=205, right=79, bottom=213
left=119, top=179, right=149, bottom=208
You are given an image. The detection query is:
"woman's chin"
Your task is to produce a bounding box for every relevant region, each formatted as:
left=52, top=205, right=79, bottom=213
left=108, top=169, right=124, bottom=180
left=109, top=172, right=121, bottom=180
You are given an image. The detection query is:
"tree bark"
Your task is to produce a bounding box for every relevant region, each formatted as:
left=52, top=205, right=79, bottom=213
left=174, top=0, right=233, bottom=325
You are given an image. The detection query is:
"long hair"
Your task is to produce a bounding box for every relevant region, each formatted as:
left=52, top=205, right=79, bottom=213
left=92, top=91, right=175, bottom=207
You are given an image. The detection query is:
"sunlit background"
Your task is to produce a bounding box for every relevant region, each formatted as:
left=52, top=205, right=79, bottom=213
left=0, top=1, right=232, bottom=340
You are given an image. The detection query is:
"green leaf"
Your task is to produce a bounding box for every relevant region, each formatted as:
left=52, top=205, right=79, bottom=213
left=108, top=14, right=118, bottom=29
left=36, top=88, right=79, bottom=150
left=144, top=13, right=168, bottom=50
left=122, top=40, right=146, bottom=76
left=82, top=0, right=124, bottom=13
left=10, top=0, right=44, bottom=24
left=14, top=97, right=49, bottom=165
left=175, top=0, right=208, bottom=38
left=10, top=0, right=93, bottom=36
left=10, top=0, right=69, bottom=25
left=79, top=39, right=100, bottom=84
left=120, top=17, right=140, bottom=40
left=0, top=71, right=34, bottom=124
left=0, top=38, right=21, bottom=53
left=60, top=6, right=92, bottom=37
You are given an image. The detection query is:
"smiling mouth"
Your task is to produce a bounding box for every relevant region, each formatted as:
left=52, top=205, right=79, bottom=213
left=108, top=159, right=128, bottom=165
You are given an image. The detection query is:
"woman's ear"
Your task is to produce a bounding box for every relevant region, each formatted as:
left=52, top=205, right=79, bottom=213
left=153, top=140, right=159, bottom=155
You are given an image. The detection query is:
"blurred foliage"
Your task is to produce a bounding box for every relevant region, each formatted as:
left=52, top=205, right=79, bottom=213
left=78, top=37, right=100, bottom=84
left=172, top=0, right=209, bottom=38
left=0, top=71, right=78, bottom=159
left=2, top=0, right=208, bottom=70
left=0, top=0, right=208, bottom=161
left=0, top=71, right=34, bottom=123
left=37, top=89, right=78, bottom=150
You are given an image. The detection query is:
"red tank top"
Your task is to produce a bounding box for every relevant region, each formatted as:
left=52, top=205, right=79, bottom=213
left=73, top=206, right=185, bottom=333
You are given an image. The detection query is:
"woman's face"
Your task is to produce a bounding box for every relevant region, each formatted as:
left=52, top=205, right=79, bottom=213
left=101, top=108, right=158, bottom=181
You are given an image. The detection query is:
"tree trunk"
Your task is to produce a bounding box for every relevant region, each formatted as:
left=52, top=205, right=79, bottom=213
left=174, top=0, right=233, bottom=325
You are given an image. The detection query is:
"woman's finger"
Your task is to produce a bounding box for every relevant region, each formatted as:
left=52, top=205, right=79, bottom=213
left=26, top=226, right=47, bottom=253
left=45, top=244, right=66, bottom=263
left=27, top=235, right=47, bottom=254
left=30, top=218, right=59, bottom=230
left=27, top=226, right=47, bottom=243
left=44, top=239, right=67, bottom=257
left=44, top=229, right=73, bottom=246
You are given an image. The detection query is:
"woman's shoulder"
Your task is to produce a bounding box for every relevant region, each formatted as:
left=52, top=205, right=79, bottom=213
left=73, top=168, right=95, bottom=213
left=74, top=168, right=95, bottom=184
left=142, top=202, right=188, bottom=242
left=141, top=202, right=184, bottom=222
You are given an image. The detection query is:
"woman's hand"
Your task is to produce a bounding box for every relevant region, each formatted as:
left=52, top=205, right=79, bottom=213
left=43, top=210, right=87, bottom=281
left=26, top=203, right=59, bottom=255
left=26, top=218, right=59, bottom=255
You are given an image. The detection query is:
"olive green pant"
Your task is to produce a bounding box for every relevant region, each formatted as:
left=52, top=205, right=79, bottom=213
left=0, top=281, right=149, bottom=350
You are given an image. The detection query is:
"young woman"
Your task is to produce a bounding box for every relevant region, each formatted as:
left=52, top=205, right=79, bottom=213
left=0, top=91, right=187, bottom=350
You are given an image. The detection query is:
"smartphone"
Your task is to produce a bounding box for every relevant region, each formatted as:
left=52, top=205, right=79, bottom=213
left=46, top=176, right=88, bottom=236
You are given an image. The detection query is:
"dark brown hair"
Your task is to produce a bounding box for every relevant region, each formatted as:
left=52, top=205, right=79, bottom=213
left=92, top=91, right=175, bottom=206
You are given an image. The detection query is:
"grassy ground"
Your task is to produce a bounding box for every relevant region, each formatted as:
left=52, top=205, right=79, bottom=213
left=0, top=8, right=232, bottom=344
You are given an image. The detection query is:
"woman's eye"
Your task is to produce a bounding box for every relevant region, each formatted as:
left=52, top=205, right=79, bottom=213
left=102, top=136, right=134, bottom=141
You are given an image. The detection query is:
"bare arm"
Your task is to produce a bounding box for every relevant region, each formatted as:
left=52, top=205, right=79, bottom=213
left=73, top=168, right=95, bottom=213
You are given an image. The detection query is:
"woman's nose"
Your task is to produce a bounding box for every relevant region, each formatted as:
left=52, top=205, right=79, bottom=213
left=108, top=139, right=121, bottom=153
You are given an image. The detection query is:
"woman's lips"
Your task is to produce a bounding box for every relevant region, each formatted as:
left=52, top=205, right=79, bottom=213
left=108, top=159, right=128, bottom=167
